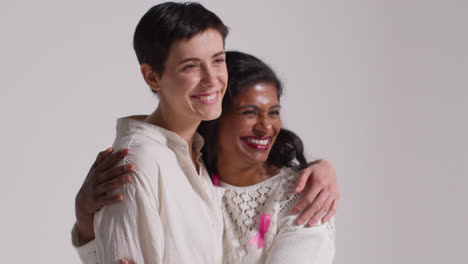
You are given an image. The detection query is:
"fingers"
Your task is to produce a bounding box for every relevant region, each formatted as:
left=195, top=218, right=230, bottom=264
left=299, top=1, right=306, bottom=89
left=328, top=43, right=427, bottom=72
left=97, top=164, right=134, bottom=184
left=306, top=194, right=333, bottom=226
left=120, top=257, right=135, bottom=264
left=295, top=159, right=324, bottom=193
left=295, top=167, right=313, bottom=193
left=98, top=194, right=124, bottom=206
left=91, top=147, right=113, bottom=169
left=291, top=184, right=321, bottom=215
left=96, top=174, right=132, bottom=194
left=295, top=190, right=329, bottom=226
left=96, top=149, right=129, bottom=172
left=321, top=200, right=338, bottom=224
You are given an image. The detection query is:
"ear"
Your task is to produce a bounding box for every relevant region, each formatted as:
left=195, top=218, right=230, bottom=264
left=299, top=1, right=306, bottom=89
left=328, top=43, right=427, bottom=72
left=140, top=64, right=161, bottom=92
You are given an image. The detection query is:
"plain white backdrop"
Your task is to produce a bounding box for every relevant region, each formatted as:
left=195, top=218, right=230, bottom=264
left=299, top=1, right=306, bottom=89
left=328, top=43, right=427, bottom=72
left=1, top=0, right=467, bottom=263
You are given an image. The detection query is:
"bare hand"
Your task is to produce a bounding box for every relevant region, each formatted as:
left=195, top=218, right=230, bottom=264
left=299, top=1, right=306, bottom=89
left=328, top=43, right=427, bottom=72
left=120, top=257, right=135, bottom=264
left=75, top=147, right=133, bottom=242
left=291, top=159, right=340, bottom=226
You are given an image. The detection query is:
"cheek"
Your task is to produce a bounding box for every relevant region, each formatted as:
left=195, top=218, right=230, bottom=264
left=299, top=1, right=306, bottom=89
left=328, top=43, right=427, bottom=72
left=219, top=118, right=246, bottom=143
left=273, top=119, right=282, bottom=131
left=164, top=72, right=201, bottom=95
left=272, top=120, right=282, bottom=137
left=217, top=119, right=233, bottom=139
left=218, top=128, right=238, bottom=154
left=217, top=67, right=228, bottom=84
left=235, top=118, right=257, bottom=134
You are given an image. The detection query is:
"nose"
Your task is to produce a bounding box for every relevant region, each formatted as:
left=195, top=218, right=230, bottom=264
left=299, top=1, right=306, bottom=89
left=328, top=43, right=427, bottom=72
left=253, top=114, right=272, bottom=136
left=201, top=65, right=218, bottom=87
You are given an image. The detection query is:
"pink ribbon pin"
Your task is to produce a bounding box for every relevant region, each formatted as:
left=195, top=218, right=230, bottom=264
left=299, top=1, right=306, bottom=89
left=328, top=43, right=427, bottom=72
left=250, top=214, right=271, bottom=249
left=212, top=174, right=220, bottom=186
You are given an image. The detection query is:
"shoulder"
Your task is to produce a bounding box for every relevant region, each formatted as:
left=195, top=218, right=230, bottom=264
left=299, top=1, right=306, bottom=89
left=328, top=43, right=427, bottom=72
left=111, top=133, right=173, bottom=194
left=274, top=168, right=331, bottom=225
left=114, top=131, right=170, bottom=156
left=272, top=168, right=302, bottom=215
left=112, top=132, right=173, bottom=171
left=274, top=168, right=336, bottom=237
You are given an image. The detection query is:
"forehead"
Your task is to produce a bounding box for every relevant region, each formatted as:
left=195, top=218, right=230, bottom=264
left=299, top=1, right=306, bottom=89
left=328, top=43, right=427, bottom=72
left=166, top=28, right=225, bottom=62
left=234, top=82, right=279, bottom=106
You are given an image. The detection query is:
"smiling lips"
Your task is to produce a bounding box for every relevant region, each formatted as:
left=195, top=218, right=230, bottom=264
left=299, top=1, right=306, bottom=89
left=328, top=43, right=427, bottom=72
left=192, top=91, right=219, bottom=105
left=241, top=136, right=271, bottom=150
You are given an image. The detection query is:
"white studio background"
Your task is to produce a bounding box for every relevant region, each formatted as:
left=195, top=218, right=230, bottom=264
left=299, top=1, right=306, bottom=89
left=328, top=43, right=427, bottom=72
left=1, top=0, right=466, bottom=263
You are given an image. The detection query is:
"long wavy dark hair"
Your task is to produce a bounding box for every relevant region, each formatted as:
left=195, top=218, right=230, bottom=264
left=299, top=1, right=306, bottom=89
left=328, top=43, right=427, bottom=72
left=197, top=51, right=308, bottom=175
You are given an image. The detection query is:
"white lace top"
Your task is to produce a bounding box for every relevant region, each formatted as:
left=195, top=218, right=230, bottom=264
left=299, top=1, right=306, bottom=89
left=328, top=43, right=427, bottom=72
left=219, top=168, right=335, bottom=264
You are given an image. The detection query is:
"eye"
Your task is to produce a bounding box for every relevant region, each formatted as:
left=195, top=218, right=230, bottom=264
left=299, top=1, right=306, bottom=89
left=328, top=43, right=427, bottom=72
left=182, top=63, right=198, bottom=71
left=269, top=110, right=280, bottom=116
left=213, top=57, right=225, bottom=64
left=241, top=110, right=257, bottom=116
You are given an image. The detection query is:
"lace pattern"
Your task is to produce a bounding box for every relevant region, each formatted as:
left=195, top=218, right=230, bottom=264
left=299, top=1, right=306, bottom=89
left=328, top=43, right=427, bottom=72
left=221, top=169, right=303, bottom=262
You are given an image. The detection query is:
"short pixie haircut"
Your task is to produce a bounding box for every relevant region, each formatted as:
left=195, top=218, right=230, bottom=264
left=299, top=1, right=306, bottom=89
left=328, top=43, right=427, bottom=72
left=133, top=2, right=229, bottom=76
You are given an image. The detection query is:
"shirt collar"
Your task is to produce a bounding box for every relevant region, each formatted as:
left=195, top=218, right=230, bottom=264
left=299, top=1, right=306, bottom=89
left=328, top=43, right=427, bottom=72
left=116, top=116, right=205, bottom=154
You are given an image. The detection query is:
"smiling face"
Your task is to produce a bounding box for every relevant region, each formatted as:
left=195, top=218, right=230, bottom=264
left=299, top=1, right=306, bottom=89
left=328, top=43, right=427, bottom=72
left=152, top=28, right=228, bottom=122
left=217, top=82, right=281, bottom=166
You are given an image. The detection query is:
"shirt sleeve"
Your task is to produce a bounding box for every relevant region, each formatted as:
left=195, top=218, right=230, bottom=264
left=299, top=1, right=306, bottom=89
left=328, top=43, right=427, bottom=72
left=71, top=224, right=99, bottom=264
left=94, top=161, right=164, bottom=264
left=265, top=217, right=335, bottom=264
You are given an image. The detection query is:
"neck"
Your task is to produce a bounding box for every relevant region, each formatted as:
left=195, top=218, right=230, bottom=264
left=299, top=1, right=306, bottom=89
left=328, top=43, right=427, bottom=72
left=216, top=157, right=279, bottom=187
left=144, top=106, right=201, bottom=172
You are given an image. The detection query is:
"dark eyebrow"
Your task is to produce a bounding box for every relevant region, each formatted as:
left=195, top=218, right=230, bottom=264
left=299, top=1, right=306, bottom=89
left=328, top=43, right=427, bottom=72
left=177, top=51, right=225, bottom=65
left=238, top=104, right=281, bottom=111
left=212, top=51, right=225, bottom=58
left=270, top=105, right=281, bottom=110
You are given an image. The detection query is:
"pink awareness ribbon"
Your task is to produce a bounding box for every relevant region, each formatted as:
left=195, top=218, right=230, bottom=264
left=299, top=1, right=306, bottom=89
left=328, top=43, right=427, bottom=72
left=212, top=174, right=220, bottom=186
left=250, top=214, right=271, bottom=249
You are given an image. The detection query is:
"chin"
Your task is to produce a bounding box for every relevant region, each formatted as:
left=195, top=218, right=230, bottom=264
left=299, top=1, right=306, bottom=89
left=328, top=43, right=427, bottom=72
left=244, top=151, right=271, bottom=164
left=248, top=157, right=270, bottom=166
left=203, top=113, right=222, bottom=121
left=200, top=107, right=222, bottom=121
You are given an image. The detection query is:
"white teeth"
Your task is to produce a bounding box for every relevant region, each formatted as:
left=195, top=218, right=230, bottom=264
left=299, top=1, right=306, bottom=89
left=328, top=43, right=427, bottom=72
left=246, top=138, right=268, bottom=145
left=198, top=94, right=216, bottom=101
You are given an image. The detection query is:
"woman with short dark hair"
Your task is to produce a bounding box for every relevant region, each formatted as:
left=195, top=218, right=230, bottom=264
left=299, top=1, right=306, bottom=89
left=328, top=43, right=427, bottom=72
left=89, top=3, right=231, bottom=263
left=72, top=2, right=339, bottom=264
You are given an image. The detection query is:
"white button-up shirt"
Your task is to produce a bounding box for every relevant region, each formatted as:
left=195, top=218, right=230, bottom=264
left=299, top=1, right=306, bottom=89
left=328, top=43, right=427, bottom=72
left=92, top=116, right=224, bottom=264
